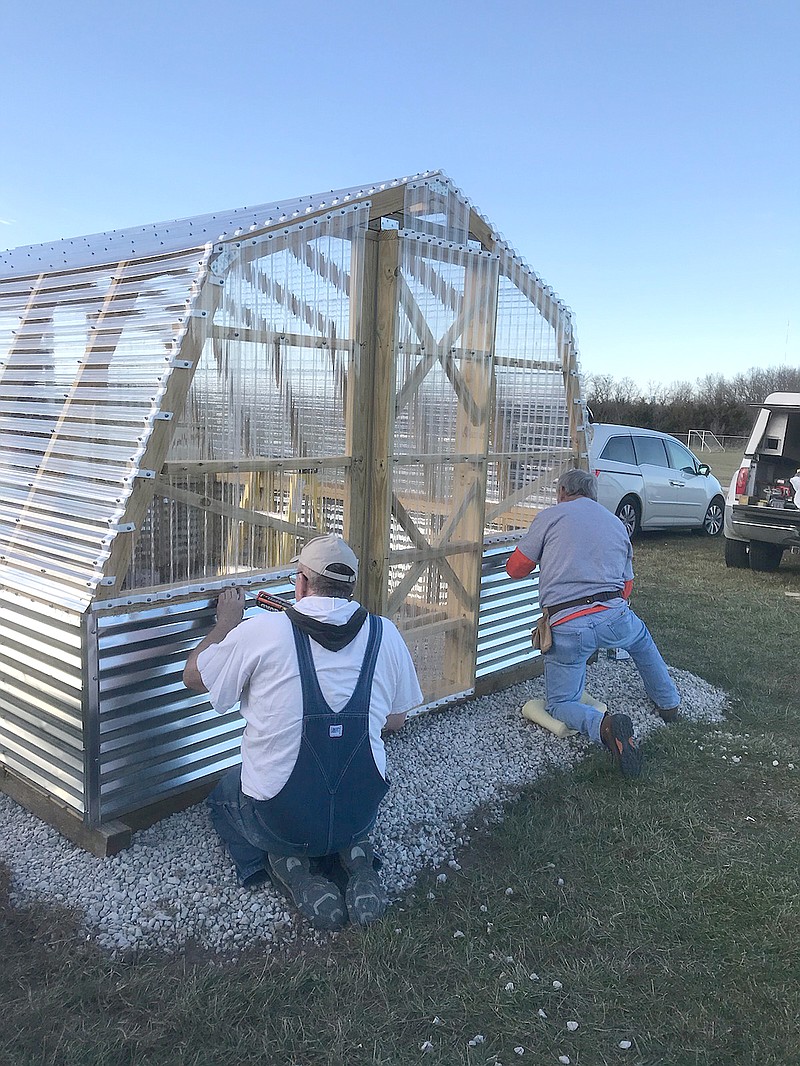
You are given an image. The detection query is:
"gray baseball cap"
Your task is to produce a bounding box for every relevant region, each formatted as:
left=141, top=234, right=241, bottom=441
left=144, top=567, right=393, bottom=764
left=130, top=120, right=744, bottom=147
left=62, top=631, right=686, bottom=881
left=291, top=534, right=359, bottom=583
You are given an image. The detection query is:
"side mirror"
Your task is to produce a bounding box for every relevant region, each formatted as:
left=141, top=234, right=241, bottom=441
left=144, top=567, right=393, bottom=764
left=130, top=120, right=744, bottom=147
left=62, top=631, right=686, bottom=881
left=697, top=463, right=711, bottom=476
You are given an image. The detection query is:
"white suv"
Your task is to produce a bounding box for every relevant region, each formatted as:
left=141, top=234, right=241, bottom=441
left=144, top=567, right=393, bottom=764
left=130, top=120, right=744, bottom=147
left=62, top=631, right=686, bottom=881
left=588, top=424, right=725, bottom=537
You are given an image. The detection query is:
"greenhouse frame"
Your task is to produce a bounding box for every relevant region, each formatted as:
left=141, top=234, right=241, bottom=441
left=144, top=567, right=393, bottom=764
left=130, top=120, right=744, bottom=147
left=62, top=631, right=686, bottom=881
left=0, top=171, right=589, bottom=852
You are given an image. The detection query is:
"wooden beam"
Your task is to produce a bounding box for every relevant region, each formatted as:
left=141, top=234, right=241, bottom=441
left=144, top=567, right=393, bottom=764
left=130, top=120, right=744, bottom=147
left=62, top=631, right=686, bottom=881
left=344, top=229, right=378, bottom=580
left=362, top=231, right=401, bottom=614
left=161, top=456, right=351, bottom=475
left=442, top=252, right=498, bottom=690
left=467, top=207, right=498, bottom=252
left=152, top=477, right=319, bottom=538
left=367, top=186, right=406, bottom=222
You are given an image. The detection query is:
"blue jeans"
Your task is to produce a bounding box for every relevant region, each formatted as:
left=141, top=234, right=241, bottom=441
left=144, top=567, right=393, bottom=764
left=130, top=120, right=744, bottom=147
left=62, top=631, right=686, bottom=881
left=544, top=603, right=680, bottom=745
left=207, top=767, right=306, bottom=886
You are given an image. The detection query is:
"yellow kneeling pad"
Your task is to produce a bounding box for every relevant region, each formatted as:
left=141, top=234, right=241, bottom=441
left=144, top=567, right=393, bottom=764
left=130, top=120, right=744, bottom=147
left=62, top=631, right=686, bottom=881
left=520, top=699, right=579, bottom=738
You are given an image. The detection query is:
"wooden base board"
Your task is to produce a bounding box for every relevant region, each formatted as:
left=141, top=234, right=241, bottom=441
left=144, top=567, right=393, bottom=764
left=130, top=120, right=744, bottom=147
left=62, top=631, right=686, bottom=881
left=0, top=769, right=131, bottom=858
left=474, top=655, right=544, bottom=697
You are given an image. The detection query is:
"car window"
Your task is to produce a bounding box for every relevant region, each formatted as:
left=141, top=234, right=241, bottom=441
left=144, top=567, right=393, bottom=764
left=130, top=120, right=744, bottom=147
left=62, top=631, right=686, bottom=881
left=664, top=439, right=698, bottom=473
left=632, top=435, right=669, bottom=467
left=599, top=434, right=636, bottom=464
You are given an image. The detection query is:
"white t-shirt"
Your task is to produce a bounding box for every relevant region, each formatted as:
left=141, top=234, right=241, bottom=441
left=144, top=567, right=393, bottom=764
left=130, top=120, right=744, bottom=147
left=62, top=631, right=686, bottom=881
left=197, top=597, right=423, bottom=800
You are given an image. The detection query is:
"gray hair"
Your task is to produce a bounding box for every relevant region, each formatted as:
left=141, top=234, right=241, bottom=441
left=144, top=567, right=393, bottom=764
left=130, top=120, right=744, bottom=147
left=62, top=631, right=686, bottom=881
left=300, top=565, right=355, bottom=601
left=557, top=468, right=597, bottom=501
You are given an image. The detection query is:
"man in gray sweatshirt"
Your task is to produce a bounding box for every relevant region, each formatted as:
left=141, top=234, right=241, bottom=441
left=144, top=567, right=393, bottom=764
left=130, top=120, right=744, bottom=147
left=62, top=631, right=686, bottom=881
left=506, top=468, right=680, bottom=776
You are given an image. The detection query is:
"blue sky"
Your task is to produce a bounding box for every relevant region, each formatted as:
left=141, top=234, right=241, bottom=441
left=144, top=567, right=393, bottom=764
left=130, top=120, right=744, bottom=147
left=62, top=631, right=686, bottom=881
left=1, top=0, right=797, bottom=388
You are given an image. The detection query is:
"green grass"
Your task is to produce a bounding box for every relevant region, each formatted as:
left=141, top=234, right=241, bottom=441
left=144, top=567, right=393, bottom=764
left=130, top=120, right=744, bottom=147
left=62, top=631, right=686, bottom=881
left=703, top=448, right=741, bottom=490
left=2, top=535, right=800, bottom=1066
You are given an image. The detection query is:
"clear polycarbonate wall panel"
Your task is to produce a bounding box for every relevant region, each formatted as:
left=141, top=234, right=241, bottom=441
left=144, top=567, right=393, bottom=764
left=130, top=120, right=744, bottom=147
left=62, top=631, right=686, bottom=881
left=125, top=464, right=349, bottom=588
left=127, top=207, right=368, bottom=589
left=387, top=234, right=499, bottom=701
left=394, top=232, right=498, bottom=452
left=0, top=591, right=86, bottom=812
left=0, top=248, right=209, bottom=609
left=485, top=252, right=576, bottom=534
left=403, top=178, right=469, bottom=245
left=392, top=232, right=497, bottom=533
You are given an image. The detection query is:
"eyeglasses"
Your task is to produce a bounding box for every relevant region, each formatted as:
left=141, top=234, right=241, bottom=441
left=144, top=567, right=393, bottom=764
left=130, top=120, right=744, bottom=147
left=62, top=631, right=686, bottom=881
left=288, top=571, right=305, bottom=586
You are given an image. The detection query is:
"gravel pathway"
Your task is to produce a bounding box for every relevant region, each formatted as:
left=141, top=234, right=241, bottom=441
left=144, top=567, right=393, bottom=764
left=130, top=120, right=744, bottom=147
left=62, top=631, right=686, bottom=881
left=0, top=659, right=726, bottom=956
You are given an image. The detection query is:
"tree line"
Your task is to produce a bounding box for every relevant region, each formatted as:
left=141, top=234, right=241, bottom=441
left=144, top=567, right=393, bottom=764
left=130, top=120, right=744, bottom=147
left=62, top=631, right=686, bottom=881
left=584, top=364, right=800, bottom=438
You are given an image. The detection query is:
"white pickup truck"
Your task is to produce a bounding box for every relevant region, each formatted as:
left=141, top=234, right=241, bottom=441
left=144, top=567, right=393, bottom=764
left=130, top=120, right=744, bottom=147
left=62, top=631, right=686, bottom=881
left=724, top=392, right=800, bottom=571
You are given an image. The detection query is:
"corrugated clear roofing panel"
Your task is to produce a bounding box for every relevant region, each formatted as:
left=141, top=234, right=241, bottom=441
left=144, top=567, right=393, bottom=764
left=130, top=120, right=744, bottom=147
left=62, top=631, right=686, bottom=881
left=0, top=248, right=208, bottom=609
left=0, top=173, right=438, bottom=276
left=125, top=464, right=349, bottom=589
left=403, top=177, right=470, bottom=245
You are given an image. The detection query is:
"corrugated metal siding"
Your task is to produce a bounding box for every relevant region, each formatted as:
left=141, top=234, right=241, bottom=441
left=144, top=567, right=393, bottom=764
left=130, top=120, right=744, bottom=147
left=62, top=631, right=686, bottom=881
left=85, top=551, right=539, bottom=822
left=0, top=591, right=85, bottom=811
left=91, top=575, right=293, bottom=822
left=476, top=541, right=541, bottom=679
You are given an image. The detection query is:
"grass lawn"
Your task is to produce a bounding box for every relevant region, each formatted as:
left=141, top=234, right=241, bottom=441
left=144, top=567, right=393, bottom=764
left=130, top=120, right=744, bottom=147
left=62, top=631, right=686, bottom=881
left=2, top=535, right=799, bottom=1066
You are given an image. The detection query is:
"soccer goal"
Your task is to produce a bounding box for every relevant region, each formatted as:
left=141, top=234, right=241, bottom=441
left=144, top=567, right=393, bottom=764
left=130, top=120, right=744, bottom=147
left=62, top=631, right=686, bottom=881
left=688, top=429, right=725, bottom=452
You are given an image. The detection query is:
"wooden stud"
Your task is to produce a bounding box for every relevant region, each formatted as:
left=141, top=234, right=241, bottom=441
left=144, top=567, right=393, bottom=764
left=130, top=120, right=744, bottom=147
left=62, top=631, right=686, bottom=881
left=361, top=231, right=401, bottom=615
left=442, top=254, right=498, bottom=690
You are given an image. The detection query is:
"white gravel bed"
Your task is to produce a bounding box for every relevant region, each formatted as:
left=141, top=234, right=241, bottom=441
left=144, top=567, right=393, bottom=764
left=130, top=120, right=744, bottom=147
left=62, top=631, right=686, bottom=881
left=0, top=659, right=726, bottom=956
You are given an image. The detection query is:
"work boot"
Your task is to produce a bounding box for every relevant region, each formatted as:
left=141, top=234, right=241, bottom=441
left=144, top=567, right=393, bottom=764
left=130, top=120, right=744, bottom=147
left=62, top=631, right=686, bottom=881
left=657, top=703, right=680, bottom=723
left=599, top=713, right=642, bottom=778
left=338, top=838, right=389, bottom=926
left=267, top=853, right=347, bottom=931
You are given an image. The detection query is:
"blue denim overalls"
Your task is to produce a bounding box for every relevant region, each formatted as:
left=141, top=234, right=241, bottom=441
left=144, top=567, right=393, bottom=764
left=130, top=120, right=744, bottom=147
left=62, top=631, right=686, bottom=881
left=257, top=613, right=388, bottom=856
left=207, top=612, right=390, bottom=881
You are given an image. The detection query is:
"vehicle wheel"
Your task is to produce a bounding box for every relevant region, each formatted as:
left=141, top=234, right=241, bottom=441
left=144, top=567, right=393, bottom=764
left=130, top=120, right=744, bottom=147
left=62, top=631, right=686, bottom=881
left=701, top=496, right=725, bottom=536
left=749, top=540, right=784, bottom=572
left=615, top=496, right=641, bottom=539
left=724, top=537, right=749, bottom=568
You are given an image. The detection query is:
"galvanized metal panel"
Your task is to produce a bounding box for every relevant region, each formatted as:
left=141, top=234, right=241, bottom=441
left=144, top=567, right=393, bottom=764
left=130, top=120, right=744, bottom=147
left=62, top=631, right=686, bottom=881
left=0, top=590, right=85, bottom=811
left=476, top=541, right=542, bottom=680
left=91, top=573, right=295, bottom=822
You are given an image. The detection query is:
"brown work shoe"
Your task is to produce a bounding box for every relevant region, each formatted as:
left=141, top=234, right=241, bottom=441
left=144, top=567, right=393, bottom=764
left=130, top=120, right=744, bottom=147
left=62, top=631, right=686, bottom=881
left=658, top=704, right=680, bottom=723
left=600, top=713, right=642, bottom=778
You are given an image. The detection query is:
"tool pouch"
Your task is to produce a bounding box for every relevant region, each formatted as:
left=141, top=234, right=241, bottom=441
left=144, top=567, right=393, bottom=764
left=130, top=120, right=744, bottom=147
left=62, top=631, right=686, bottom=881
left=531, top=607, right=552, bottom=654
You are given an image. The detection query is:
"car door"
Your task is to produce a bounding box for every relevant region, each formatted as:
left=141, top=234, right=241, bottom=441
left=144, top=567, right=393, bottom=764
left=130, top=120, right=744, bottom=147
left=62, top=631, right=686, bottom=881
left=593, top=432, right=642, bottom=514
left=630, top=434, right=678, bottom=526
left=663, top=438, right=712, bottom=524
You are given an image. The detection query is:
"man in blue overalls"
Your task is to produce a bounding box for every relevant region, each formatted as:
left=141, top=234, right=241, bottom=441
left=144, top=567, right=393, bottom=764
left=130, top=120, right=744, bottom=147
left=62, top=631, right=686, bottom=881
left=184, top=535, right=423, bottom=931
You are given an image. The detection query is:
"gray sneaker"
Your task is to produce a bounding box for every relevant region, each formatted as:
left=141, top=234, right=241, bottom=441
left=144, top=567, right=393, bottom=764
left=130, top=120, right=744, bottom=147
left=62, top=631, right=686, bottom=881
left=268, top=853, right=347, bottom=931
left=339, top=841, right=389, bottom=926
